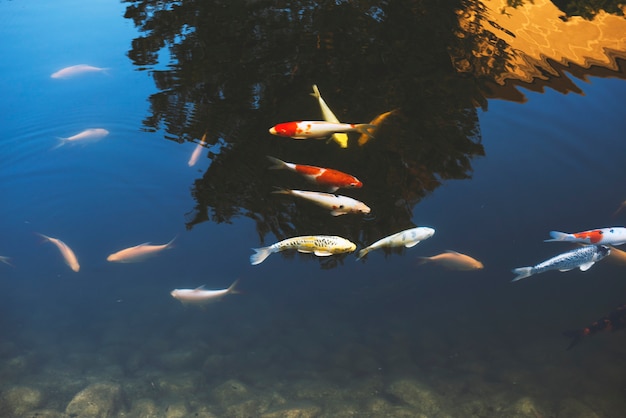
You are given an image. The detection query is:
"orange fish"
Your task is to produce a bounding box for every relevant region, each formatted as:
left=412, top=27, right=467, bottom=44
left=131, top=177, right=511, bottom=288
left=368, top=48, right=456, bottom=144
left=267, top=156, right=362, bottom=192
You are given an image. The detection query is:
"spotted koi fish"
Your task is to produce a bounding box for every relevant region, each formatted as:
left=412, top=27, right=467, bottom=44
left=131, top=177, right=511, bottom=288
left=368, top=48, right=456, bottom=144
left=250, top=235, right=356, bottom=265
left=267, top=156, right=362, bottom=192
left=269, top=121, right=375, bottom=140
left=563, top=304, right=626, bottom=350
left=545, top=227, right=626, bottom=246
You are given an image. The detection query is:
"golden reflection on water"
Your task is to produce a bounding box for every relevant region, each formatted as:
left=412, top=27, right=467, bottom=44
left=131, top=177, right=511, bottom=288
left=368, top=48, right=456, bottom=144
left=455, top=0, right=626, bottom=101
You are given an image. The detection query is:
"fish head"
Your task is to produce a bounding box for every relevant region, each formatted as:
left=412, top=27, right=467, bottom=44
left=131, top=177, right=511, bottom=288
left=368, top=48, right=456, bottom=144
left=597, top=245, right=611, bottom=259
left=269, top=122, right=299, bottom=137
left=170, top=290, right=180, bottom=299
left=350, top=179, right=363, bottom=188
left=420, top=227, right=436, bottom=239
left=355, top=203, right=371, bottom=214
left=106, top=254, right=118, bottom=262
left=607, top=227, right=626, bottom=244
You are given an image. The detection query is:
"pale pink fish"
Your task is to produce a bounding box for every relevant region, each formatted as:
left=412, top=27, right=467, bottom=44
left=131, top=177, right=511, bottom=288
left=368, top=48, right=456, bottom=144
left=188, top=133, right=207, bottom=167
left=418, top=250, right=484, bottom=270
left=37, top=233, right=80, bottom=272
left=50, top=64, right=108, bottom=79
left=107, top=237, right=176, bottom=263
left=55, top=128, right=109, bottom=148
left=170, top=279, right=240, bottom=306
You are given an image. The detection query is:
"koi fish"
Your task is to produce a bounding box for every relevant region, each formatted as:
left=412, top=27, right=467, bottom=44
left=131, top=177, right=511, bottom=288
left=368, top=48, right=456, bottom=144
left=37, top=233, right=80, bottom=272
left=0, top=256, right=14, bottom=267
left=267, top=156, right=362, bottom=192
left=55, top=128, right=109, bottom=148
left=356, top=227, right=435, bottom=260
left=51, top=64, right=108, bottom=79
left=563, top=303, right=626, bottom=350
left=310, top=84, right=348, bottom=148
left=188, top=132, right=207, bottom=167
left=171, top=279, right=240, bottom=306
left=511, top=245, right=610, bottom=282
left=545, top=227, right=626, bottom=246
left=418, top=250, right=483, bottom=270
left=272, top=188, right=370, bottom=216
left=269, top=121, right=375, bottom=140
left=358, top=109, right=398, bottom=146
left=250, top=235, right=356, bottom=265
left=606, top=245, right=626, bottom=265
left=106, top=237, right=176, bottom=263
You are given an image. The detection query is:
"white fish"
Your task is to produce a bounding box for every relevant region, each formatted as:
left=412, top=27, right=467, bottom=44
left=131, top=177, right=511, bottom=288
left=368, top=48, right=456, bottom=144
left=0, top=256, right=14, bottom=267
left=310, top=84, right=349, bottom=148
left=356, top=227, right=435, bottom=260
left=511, top=245, right=610, bottom=282
left=418, top=250, right=484, bottom=270
left=188, top=133, right=207, bottom=167
left=107, top=237, right=176, bottom=263
left=50, top=64, right=108, bottom=79
left=171, top=279, right=240, bottom=306
left=55, top=128, right=109, bottom=148
left=37, top=233, right=80, bottom=272
left=545, top=227, right=626, bottom=246
left=273, top=188, right=370, bottom=216
left=250, top=235, right=356, bottom=265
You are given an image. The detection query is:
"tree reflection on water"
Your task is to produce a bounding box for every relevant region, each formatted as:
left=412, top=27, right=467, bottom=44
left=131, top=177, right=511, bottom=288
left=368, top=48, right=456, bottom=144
left=121, top=1, right=532, bottom=259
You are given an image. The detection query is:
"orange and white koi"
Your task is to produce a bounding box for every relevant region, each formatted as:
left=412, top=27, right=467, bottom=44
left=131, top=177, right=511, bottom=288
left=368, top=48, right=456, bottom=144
left=250, top=235, right=356, bottom=265
left=358, top=109, right=398, bottom=146
left=273, top=188, right=370, bottom=216
left=106, top=237, right=176, bottom=263
left=171, top=279, right=240, bottom=306
left=37, top=233, right=80, bottom=272
left=310, top=84, right=349, bottom=148
left=267, top=156, right=362, bottom=192
left=269, top=121, right=375, bottom=140
left=545, top=227, right=626, bottom=246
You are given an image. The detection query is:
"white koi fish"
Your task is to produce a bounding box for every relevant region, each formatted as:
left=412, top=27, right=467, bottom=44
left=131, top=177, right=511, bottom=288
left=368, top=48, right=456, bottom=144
left=269, top=121, right=375, bottom=140
left=310, top=84, right=349, bottom=148
left=418, top=250, right=483, bottom=270
left=37, top=233, right=80, bottom=272
left=356, top=227, right=435, bottom=260
left=188, top=132, right=207, bottom=167
left=51, top=64, right=108, bottom=79
left=273, top=188, right=370, bottom=216
left=250, top=235, right=356, bottom=265
left=107, top=237, right=176, bottom=263
left=0, top=256, right=14, bottom=267
left=512, top=245, right=610, bottom=282
left=171, top=279, right=240, bottom=306
left=545, top=227, right=626, bottom=246
left=55, top=128, right=109, bottom=148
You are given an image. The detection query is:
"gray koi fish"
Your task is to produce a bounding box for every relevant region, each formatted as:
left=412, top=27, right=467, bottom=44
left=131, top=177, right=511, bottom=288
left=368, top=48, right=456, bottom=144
left=512, top=245, right=610, bottom=282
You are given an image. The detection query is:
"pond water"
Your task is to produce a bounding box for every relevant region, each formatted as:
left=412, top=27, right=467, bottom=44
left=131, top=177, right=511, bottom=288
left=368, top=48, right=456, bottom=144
left=1, top=0, right=626, bottom=417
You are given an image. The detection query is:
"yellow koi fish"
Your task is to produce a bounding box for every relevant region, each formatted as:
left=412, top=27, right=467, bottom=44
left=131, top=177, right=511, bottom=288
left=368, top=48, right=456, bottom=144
left=310, top=84, right=349, bottom=148
left=250, top=235, right=356, bottom=265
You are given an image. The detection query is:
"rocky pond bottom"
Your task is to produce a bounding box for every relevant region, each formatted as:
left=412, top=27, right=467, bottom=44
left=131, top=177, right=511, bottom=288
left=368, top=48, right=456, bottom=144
left=1, top=286, right=626, bottom=418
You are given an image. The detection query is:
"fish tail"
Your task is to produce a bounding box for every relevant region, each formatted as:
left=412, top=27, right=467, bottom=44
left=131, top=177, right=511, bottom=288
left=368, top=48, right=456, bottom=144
left=310, top=84, right=321, bottom=99
left=227, top=279, right=241, bottom=294
left=250, top=247, right=273, bottom=265
left=266, top=156, right=288, bottom=170
left=271, top=187, right=291, bottom=195
left=35, top=232, right=52, bottom=243
left=51, top=138, right=67, bottom=150
left=355, top=248, right=370, bottom=261
left=544, top=231, right=571, bottom=242
left=562, top=329, right=584, bottom=350
left=416, top=256, right=431, bottom=265
left=355, top=124, right=377, bottom=139
left=165, top=235, right=177, bottom=249
left=511, top=267, right=535, bottom=282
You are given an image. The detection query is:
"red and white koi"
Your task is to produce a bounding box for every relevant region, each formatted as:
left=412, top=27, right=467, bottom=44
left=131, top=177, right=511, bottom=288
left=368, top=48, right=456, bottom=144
left=273, top=188, right=370, bottom=216
left=250, top=235, right=356, bottom=265
left=545, top=227, right=626, bottom=246
left=267, top=156, right=362, bottom=192
left=269, top=121, right=375, bottom=140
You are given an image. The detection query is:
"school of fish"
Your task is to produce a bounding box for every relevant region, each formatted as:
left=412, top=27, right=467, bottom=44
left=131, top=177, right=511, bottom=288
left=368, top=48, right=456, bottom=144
left=3, top=77, right=625, bottom=349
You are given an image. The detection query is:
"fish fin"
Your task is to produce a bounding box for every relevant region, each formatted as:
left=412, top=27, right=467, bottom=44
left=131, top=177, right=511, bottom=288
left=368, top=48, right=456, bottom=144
left=165, top=235, right=177, bottom=249
left=416, top=256, right=432, bottom=265
left=404, top=240, right=421, bottom=248
left=330, top=210, right=347, bottom=216
left=0, top=257, right=14, bottom=268
left=227, top=279, right=241, bottom=294
left=579, top=261, right=595, bottom=272
left=511, top=267, right=534, bottom=282
left=544, top=231, right=572, bottom=242
left=313, top=250, right=333, bottom=256
left=310, top=84, right=321, bottom=99
left=266, top=156, right=288, bottom=170
left=444, top=250, right=461, bottom=254
left=558, top=267, right=575, bottom=272
left=52, top=138, right=67, bottom=150
left=355, top=124, right=377, bottom=139
left=331, top=133, right=349, bottom=148
left=250, top=247, right=273, bottom=265
left=562, top=329, right=584, bottom=350
left=193, top=285, right=206, bottom=291
left=356, top=248, right=370, bottom=260
left=271, top=187, right=291, bottom=195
